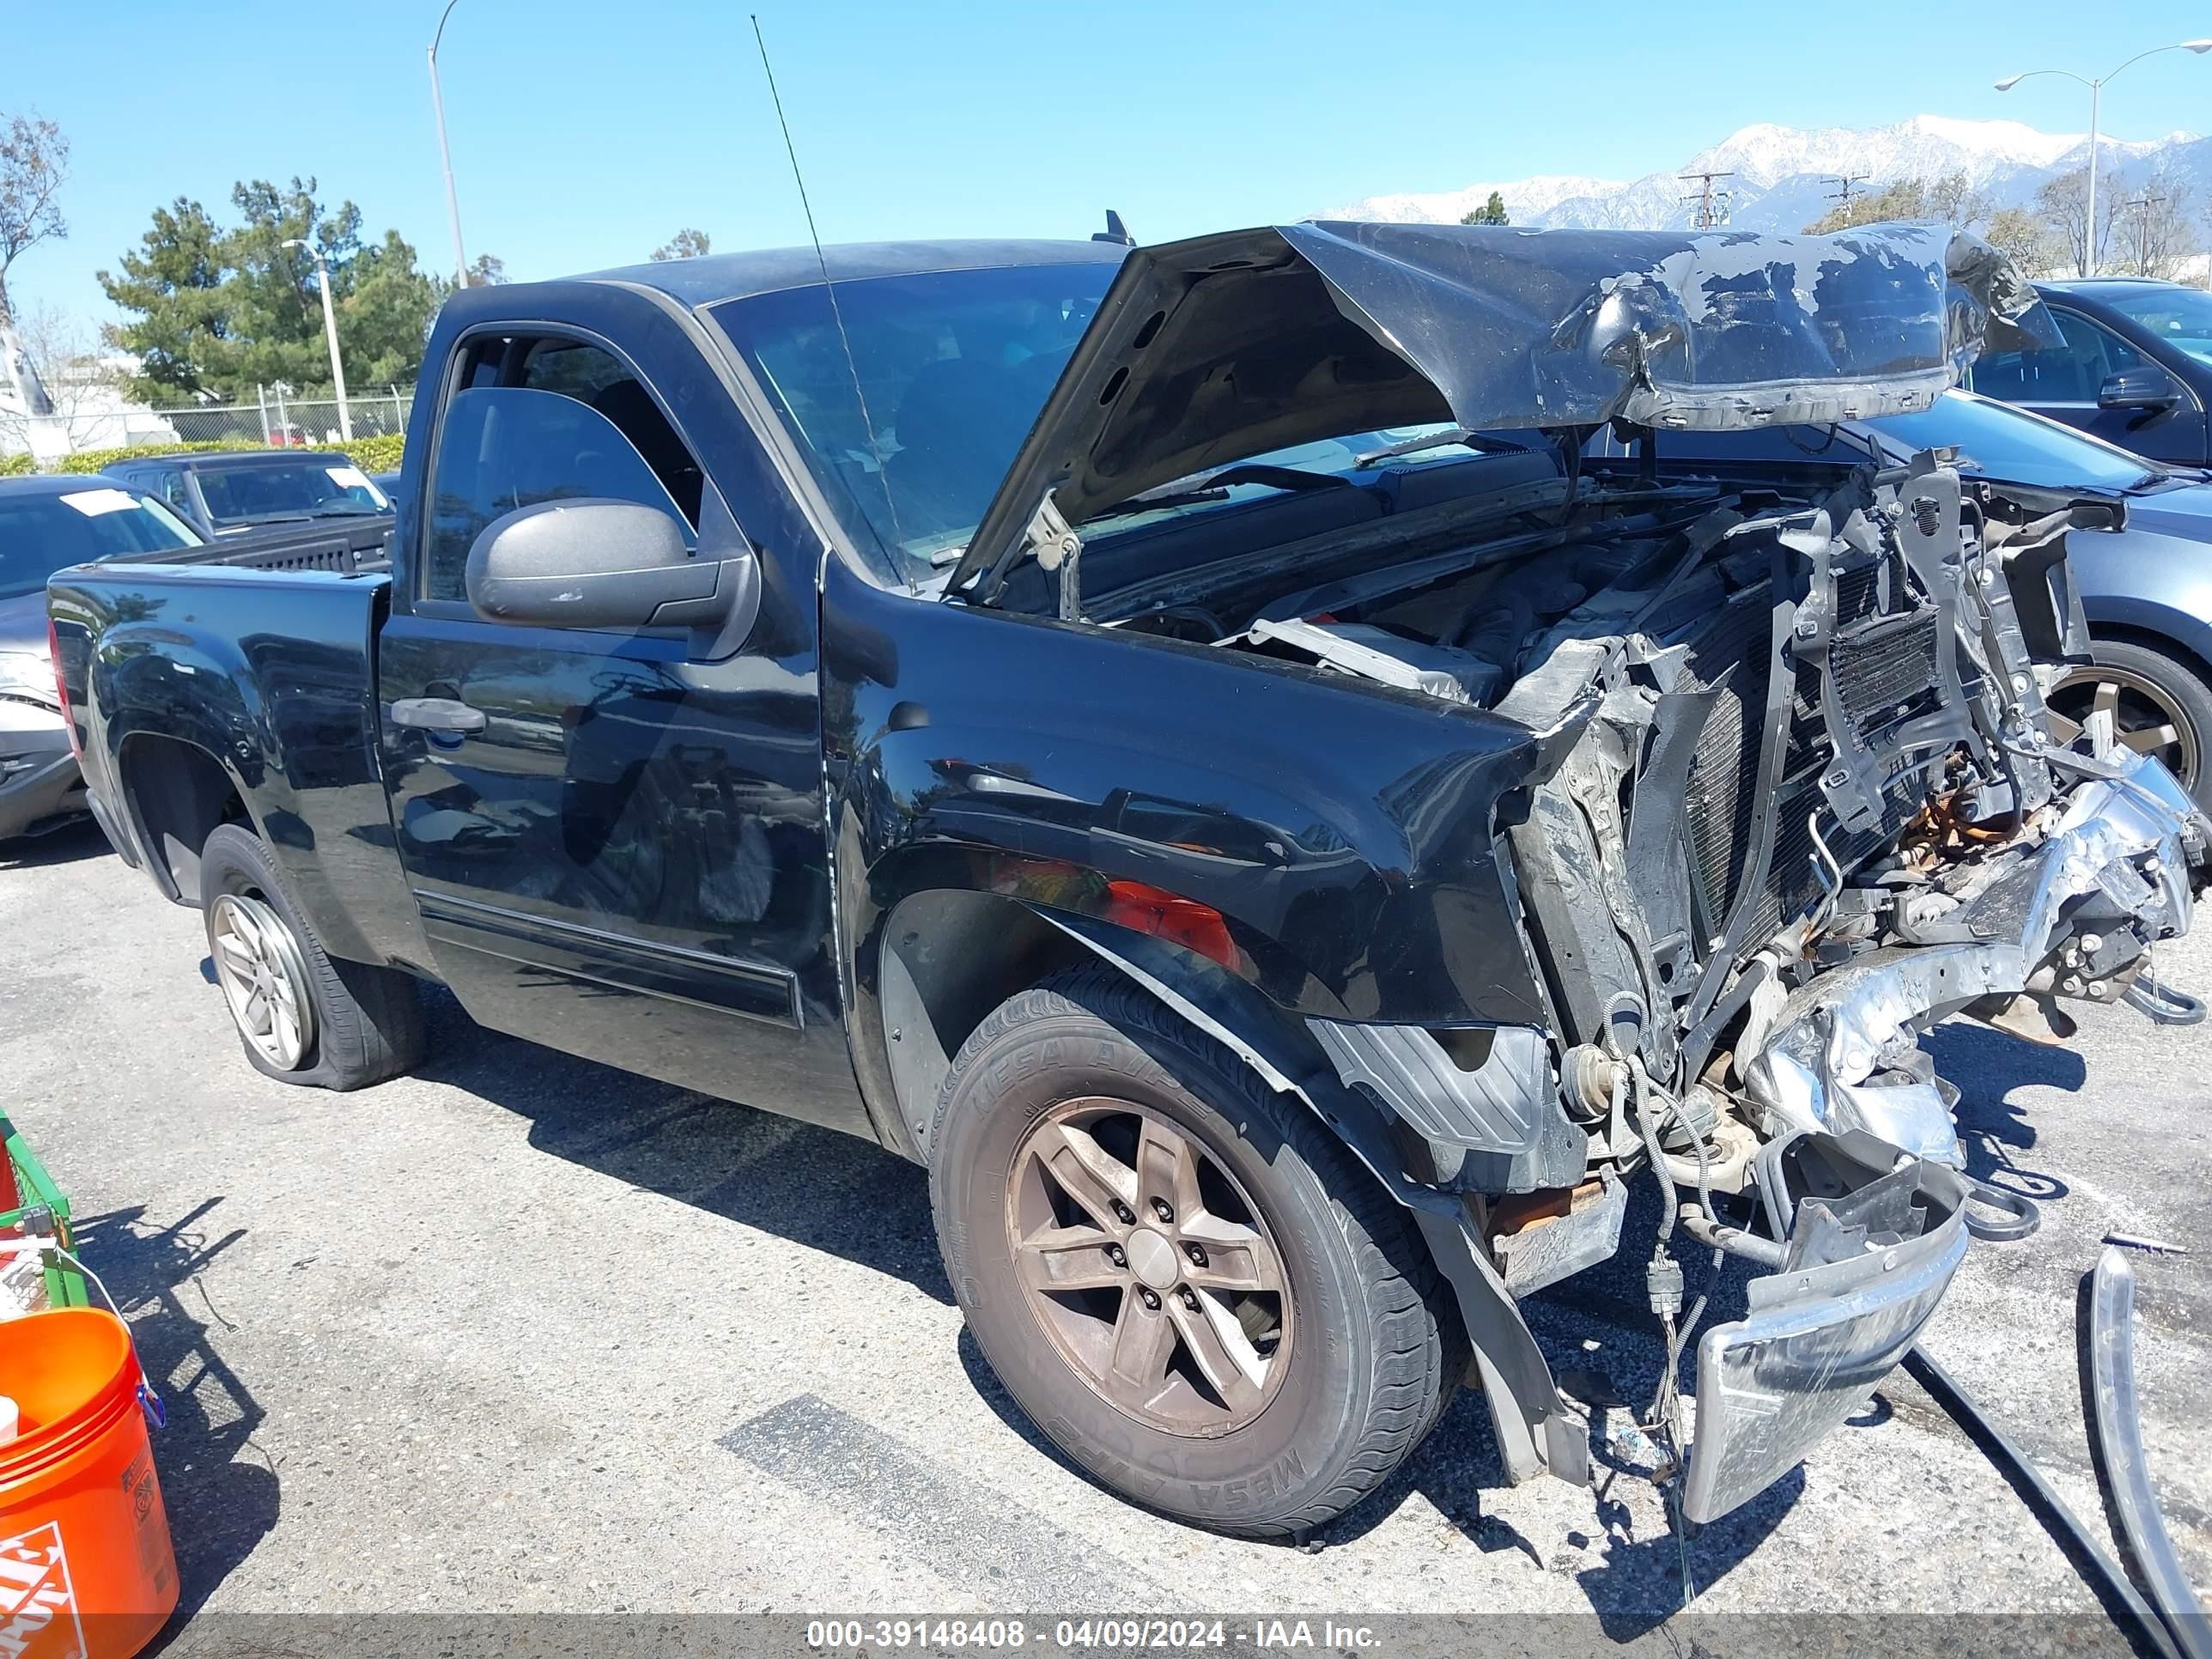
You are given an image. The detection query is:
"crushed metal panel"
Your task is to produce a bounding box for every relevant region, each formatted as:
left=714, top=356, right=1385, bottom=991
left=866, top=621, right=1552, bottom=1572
left=1492, top=1171, right=1628, bottom=1297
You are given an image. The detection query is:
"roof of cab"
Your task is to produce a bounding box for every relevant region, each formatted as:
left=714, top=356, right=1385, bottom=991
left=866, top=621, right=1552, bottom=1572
left=573, top=237, right=1127, bottom=309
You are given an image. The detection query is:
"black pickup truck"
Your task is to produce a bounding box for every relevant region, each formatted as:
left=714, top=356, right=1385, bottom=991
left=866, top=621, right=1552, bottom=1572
left=46, top=222, right=2208, bottom=1537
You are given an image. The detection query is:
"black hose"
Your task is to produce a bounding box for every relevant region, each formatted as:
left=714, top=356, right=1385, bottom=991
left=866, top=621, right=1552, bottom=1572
left=1902, top=1346, right=2181, bottom=1659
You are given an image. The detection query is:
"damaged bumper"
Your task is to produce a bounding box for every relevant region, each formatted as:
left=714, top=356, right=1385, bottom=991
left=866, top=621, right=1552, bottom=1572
left=1683, top=1138, right=1969, bottom=1523
left=1743, top=748, right=2204, bottom=1165
left=1680, top=750, right=2200, bottom=1521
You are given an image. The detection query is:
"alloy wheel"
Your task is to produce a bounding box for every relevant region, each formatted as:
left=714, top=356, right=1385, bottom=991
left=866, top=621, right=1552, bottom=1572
left=209, top=892, right=317, bottom=1070
left=2046, top=664, right=2199, bottom=788
left=1005, top=1097, right=1291, bottom=1437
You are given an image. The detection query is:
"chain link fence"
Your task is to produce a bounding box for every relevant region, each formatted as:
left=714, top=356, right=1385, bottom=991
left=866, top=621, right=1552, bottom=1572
left=3, top=386, right=413, bottom=467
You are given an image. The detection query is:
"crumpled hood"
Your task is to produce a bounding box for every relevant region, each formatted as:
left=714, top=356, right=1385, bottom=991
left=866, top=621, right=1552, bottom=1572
left=952, top=220, right=2054, bottom=599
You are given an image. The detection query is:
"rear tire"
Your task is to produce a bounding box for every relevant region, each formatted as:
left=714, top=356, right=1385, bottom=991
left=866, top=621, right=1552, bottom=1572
left=198, top=823, right=426, bottom=1090
left=927, top=965, right=1465, bottom=1538
left=2048, top=637, right=2212, bottom=808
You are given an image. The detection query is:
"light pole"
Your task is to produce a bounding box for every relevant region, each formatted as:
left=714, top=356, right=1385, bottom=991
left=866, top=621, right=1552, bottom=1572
left=283, top=240, right=353, bottom=441
left=428, top=0, right=469, bottom=288
left=1996, top=40, right=2212, bottom=276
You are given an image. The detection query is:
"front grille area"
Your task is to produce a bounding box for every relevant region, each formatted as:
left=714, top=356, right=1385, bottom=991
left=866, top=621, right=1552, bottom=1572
left=1834, top=564, right=1881, bottom=627
left=1679, top=590, right=1772, bottom=939
left=1833, top=613, right=1941, bottom=732
left=1673, top=556, right=1937, bottom=950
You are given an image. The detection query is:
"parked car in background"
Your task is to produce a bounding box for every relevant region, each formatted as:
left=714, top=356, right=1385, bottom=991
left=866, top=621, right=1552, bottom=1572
left=103, top=450, right=396, bottom=560
left=1595, top=391, right=2212, bottom=803
left=47, top=225, right=2206, bottom=1537
left=1, top=478, right=203, bottom=842
left=4, top=471, right=403, bottom=848
left=1966, top=278, right=2212, bottom=466
left=368, top=471, right=402, bottom=501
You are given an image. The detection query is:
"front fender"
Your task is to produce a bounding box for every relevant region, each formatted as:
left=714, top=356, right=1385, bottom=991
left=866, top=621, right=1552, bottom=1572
left=823, top=553, right=1552, bottom=1031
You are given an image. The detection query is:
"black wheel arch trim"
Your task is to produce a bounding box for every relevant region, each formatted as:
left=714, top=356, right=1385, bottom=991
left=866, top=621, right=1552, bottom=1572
left=1002, top=901, right=1588, bottom=1492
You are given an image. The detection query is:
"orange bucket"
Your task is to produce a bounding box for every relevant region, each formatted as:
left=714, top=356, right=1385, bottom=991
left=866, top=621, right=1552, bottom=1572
left=0, top=1309, right=177, bottom=1657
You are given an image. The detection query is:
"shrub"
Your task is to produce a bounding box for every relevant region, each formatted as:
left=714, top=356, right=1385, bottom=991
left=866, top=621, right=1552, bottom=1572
left=33, top=432, right=408, bottom=477
left=0, top=452, right=33, bottom=477
left=337, top=433, right=406, bottom=474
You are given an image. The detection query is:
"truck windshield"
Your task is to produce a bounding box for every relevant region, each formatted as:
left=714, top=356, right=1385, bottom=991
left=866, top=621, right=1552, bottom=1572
left=0, top=488, right=200, bottom=600
left=710, top=263, right=1117, bottom=584
left=193, top=459, right=389, bottom=527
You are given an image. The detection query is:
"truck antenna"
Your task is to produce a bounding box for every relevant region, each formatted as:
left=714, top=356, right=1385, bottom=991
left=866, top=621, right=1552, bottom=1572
left=750, top=15, right=911, bottom=580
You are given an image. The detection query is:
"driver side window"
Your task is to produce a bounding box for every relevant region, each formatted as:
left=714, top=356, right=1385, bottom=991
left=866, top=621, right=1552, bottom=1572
left=421, top=336, right=705, bottom=604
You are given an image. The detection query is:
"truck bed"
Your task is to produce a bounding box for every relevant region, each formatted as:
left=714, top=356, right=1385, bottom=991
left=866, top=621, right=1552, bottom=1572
left=46, top=560, right=423, bottom=972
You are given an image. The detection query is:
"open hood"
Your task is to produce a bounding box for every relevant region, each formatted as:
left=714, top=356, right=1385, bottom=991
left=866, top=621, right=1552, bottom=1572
left=950, top=220, right=2054, bottom=599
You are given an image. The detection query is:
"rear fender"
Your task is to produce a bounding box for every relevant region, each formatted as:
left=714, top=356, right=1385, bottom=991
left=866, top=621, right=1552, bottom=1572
left=49, top=568, right=429, bottom=973
left=95, top=634, right=289, bottom=890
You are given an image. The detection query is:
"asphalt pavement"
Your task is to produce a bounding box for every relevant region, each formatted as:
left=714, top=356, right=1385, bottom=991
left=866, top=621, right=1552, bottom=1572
left=2, top=818, right=2207, bottom=1645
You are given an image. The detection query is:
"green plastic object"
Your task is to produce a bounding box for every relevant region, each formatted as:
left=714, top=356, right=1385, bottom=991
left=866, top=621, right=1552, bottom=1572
left=0, top=1112, right=88, bottom=1310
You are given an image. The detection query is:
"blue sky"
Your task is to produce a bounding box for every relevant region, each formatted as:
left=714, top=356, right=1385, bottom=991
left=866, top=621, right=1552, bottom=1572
left=9, top=0, right=2211, bottom=329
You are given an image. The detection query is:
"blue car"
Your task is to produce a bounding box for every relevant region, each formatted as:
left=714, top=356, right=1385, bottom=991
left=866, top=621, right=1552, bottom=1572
left=1610, top=392, right=2212, bottom=805
left=1966, top=279, right=2212, bottom=468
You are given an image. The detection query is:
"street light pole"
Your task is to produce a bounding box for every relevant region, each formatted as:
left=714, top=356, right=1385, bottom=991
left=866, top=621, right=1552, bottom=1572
left=1996, top=40, right=2212, bottom=277
left=428, top=0, right=469, bottom=288
left=283, top=240, right=352, bottom=441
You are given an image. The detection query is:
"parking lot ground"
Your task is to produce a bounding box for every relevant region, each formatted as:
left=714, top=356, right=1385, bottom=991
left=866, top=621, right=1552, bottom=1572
left=3, top=818, right=2208, bottom=1641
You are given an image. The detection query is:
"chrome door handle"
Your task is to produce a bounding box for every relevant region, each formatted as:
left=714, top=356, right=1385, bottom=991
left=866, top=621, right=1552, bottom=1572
left=390, top=696, right=486, bottom=734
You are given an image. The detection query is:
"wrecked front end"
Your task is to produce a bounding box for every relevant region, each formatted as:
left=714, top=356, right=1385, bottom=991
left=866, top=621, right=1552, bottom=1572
left=1300, top=451, right=2209, bottom=1524
left=1475, top=450, right=2207, bottom=1522
left=951, top=219, right=2205, bottom=1522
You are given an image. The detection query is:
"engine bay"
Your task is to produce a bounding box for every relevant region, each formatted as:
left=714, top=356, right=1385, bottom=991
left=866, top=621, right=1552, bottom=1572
left=1091, top=442, right=2206, bottom=1192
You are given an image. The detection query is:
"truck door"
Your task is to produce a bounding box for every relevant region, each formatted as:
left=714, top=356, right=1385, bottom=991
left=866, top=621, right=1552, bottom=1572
left=377, top=301, right=868, bottom=1135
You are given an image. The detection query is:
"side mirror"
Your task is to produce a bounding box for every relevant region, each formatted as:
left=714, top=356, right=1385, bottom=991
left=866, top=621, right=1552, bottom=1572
left=2099, top=366, right=2182, bottom=413
left=464, top=499, right=756, bottom=631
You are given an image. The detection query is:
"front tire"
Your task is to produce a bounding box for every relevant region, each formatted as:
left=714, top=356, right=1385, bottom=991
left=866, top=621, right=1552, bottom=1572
left=928, top=967, right=1464, bottom=1538
left=198, top=823, right=426, bottom=1090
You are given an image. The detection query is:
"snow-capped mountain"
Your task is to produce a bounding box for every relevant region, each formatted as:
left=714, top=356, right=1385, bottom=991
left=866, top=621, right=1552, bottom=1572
left=1321, top=114, right=2205, bottom=234
left=1682, top=115, right=2087, bottom=189
left=1328, top=173, right=1626, bottom=227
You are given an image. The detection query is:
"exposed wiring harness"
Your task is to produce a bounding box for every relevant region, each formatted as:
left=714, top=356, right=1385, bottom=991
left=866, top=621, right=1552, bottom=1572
left=1627, top=1053, right=1725, bottom=1606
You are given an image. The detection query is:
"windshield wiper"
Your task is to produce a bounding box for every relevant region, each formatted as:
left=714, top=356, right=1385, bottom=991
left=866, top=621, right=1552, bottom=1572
left=1097, top=485, right=1235, bottom=517
left=1113, top=462, right=1360, bottom=516
left=1133, top=463, right=1360, bottom=503
left=1353, top=427, right=1527, bottom=468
